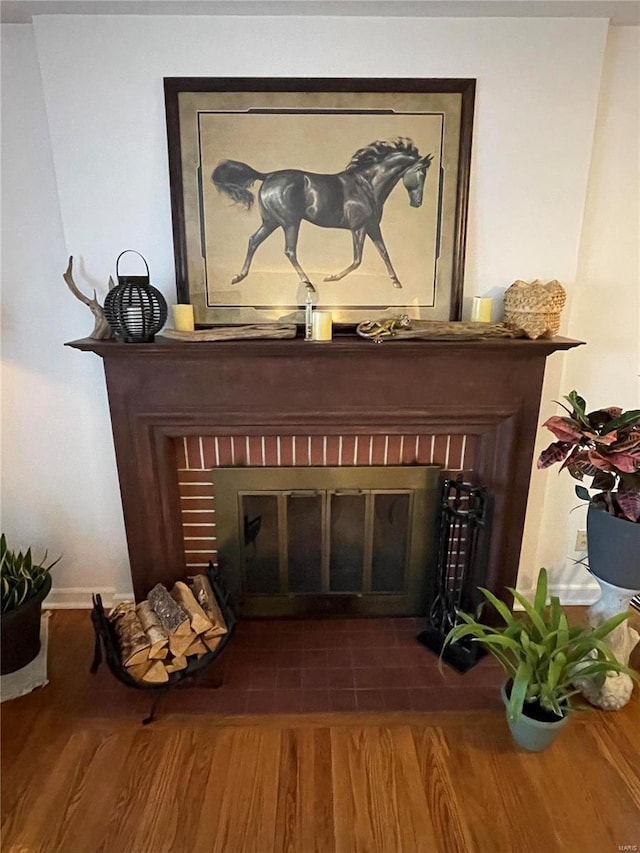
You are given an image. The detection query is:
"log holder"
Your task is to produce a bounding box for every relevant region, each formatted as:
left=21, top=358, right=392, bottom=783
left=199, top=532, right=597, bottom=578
left=90, top=562, right=236, bottom=724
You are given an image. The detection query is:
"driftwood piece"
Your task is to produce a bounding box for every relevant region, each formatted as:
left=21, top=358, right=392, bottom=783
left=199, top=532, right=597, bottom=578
left=356, top=315, right=526, bottom=342
left=188, top=574, right=228, bottom=638
left=63, top=256, right=115, bottom=340
left=147, top=584, right=190, bottom=636
left=170, top=581, right=213, bottom=635
left=136, top=601, right=169, bottom=659
left=108, top=602, right=151, bottom=667
left=162, top=324, right=297, bottom=342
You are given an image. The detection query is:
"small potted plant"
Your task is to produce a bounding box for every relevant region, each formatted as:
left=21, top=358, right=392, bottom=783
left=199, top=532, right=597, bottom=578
left=1, top=534, right=59, bottom=674
left=537, top=390, right=639, bottom=589
left=442, top=568, right=635, bottom=751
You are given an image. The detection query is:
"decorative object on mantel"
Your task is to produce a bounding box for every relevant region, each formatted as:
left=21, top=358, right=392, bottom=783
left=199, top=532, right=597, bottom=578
left=442, top=568, right=636, bottom=751
left=537, top=390, right=640, bottom=709
left=503, top=278, right=566, bottom=339
left=356, top=315, right=525, bottom=342
left=470, top=296, right=493, bottom=323
left=62, top=256, right=114, bottom=340
left=312, top=311, right=333, bottom=342
left=103, top=250, right=168, bottom=343
left=304, top=291, right=314, bottom=341
left=164, top=77, right=475, bottom=326
left=163, top=324, right=297, bottom=341
left=91, top=563, right=236, bottom=724
left=171, top=303, right=195, bottom=332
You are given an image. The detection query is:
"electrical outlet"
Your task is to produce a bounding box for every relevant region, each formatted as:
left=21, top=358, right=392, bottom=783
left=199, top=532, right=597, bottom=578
left=575, top=529, right=588, bottom=551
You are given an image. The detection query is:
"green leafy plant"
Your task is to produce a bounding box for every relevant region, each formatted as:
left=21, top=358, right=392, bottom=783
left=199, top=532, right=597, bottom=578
left=537, top=390, right=640, bottom=522
left=0, top=534, right=59, bottom=614
left=442, top=568, right=636, bottom=722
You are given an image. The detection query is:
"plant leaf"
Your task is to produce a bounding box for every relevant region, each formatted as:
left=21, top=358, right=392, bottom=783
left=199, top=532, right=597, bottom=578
left=508, top=661, right=533, bottom=722
left=564, top=391, right=589, bottom=427
left=537, top=441, right=572, bottom=469
left=509, top=588, right=548, bottom=640
left=476, top=587, right=514, bottom=626
left=601, top=409, right=640, bottom=434
left=533, top=567, right=548, bottom=613
left=575, top=485, right=591, bottom=501
left=616, top=481, right=640, bottom=521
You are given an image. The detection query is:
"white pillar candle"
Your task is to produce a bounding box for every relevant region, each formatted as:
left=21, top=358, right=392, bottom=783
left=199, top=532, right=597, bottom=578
left=312, top=311, right=332, bottom=341
left=471, top=297, right=493, bottom=323
left=172, top=303, right=195, bottom=331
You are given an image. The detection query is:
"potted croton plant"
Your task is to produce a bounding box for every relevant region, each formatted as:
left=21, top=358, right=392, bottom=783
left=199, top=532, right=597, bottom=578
left=537, top=391, right=640, bottom=590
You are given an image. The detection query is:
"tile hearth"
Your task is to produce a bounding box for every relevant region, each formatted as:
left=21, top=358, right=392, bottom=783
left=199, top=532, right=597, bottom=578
left=177, top=617, right=504, bottom=714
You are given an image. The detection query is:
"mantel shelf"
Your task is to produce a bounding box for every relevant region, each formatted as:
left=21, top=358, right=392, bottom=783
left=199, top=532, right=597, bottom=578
left=66, top=334, right=583, bottom=359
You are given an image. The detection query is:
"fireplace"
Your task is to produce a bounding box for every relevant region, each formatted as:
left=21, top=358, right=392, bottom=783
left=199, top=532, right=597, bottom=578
left=68, top=333, right=581, bottom=610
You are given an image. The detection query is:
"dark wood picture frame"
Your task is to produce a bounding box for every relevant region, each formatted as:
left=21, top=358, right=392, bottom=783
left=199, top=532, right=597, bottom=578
left=164, top=77, right=475, bottom=327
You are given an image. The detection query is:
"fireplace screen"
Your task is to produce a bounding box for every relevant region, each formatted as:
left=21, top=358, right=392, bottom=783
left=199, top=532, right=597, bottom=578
left=213, top=466, right=440, bottom=617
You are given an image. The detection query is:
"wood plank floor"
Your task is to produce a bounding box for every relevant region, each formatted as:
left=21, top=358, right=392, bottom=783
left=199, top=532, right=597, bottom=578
left=2, top=611, right=639, bottom=853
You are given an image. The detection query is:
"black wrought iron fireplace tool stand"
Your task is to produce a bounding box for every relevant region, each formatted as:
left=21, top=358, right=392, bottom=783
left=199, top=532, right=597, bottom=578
left=418, top=476, right=493, bottom=673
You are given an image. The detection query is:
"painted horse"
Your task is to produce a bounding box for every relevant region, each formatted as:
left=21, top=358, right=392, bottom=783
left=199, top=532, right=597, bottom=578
left=211, top=138, right=433, bottom=292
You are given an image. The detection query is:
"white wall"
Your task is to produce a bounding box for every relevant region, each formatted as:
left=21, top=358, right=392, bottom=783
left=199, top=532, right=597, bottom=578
left=4, top=13, right=635, bottom=604
left=521, top=25, right=640, bottom=603
left=1, top=23, right=131, bottom=600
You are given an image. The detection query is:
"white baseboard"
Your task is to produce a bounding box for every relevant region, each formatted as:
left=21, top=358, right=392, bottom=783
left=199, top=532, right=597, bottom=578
left=515, top=582, right=600, bottom=608
left=47, top=577, right=604, bottom=612
left=44, top=588, right=133, bottom=609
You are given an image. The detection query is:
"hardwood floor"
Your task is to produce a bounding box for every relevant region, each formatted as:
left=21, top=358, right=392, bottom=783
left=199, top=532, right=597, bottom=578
left=2, top=611, right=639, bottom=853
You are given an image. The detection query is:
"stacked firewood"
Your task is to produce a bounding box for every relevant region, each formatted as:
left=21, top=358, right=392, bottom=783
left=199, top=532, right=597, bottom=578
left=108, top=574, right=228, bottom=684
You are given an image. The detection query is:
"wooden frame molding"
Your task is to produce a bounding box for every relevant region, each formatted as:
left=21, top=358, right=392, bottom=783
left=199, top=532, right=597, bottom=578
left=67, top=335, right=582, bottom=602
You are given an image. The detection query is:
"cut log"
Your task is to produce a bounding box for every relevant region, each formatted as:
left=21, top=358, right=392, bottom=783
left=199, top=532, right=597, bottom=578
left=188, top=575, right=228, bottom=637
left=203, top=635, right=223, bottom=653
left=127, top=661, right=153, bottom=682
left=136, top=600, right=169, bottom=659
left=165, top=655, right=188, bottom=673
left=185, top=636, right=208, bottom=658
left=109, top=602, right=151, bottom=666
left=168, top=632, right=195, bottom=658
left=170, top=581, right=212, bottom=635
left=148, top=646, right=169, bottom=661
left=141, top=660, right=170, bottom=684
left=147, top=584, right=190, bottom=636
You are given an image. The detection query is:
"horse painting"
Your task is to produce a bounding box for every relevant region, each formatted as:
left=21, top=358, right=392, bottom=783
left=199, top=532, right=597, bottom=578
left=211, top=138, right=434, bottom=293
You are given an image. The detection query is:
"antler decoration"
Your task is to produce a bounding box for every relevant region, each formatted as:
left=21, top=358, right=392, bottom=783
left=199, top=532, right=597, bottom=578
left=63, top=256, right=114, bottom=340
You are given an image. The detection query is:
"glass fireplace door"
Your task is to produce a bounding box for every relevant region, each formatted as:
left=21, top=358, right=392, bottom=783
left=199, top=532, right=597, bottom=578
left=215, top=466, right=440, bottom=617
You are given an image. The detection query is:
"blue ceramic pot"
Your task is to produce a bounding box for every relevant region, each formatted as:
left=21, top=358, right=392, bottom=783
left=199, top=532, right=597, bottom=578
left=587, top=504, right=640, bottom=589
left=501, top=683, right=570, bottom=752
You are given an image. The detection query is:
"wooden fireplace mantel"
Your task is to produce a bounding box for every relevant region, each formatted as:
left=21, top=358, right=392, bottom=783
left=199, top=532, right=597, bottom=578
left=67, top=334, right=582, bottom=601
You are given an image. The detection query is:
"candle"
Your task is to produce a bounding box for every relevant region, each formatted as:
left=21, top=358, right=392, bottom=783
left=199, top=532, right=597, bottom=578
left=312, top=311, right=332, bottom=341
left=124, top=305, right=144, bottom=332
left=172, top=303, right=195, bottom=332
left=471, top=297, right=493, bottom=323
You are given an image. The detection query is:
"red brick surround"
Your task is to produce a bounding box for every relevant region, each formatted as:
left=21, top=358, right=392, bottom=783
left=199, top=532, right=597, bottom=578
left=176, top=432, right=476, bottom=571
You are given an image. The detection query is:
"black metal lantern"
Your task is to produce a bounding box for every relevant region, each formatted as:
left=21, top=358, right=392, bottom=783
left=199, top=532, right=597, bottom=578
left=104, top=250, right=168, bottom=343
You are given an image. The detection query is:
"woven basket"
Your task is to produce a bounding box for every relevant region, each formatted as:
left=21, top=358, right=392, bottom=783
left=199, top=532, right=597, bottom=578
left=503, top=279, right=566, bottom=340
